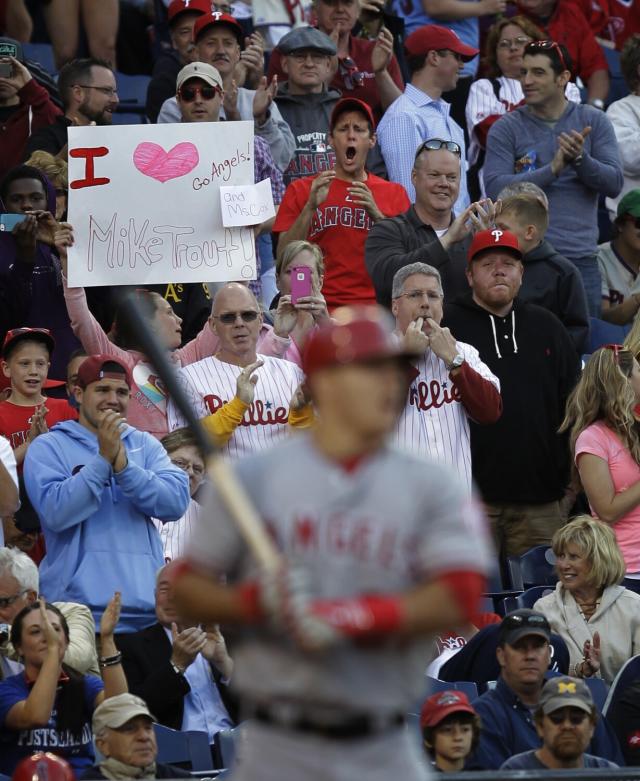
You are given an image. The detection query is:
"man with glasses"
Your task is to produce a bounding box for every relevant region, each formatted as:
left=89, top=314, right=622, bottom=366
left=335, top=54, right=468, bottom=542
left=516, top=0, right=609, bottom=107
left=467, top=609, right=623, bottom=769
left=168, top=283, right=304, bottom=460
left=0, top=547, right=99, bottom=679
left=391, top=262, right=501, bottom=492
left=501, top=676, right=617, bottom=770
left=484, top=40, right=622, bottom=317
left=24, top=57, right=118, bottom=158
left=273, top=27, right=341, bottom=187
left=366, top=138, right=498, bottom=308
left=377, top=25, right=476, bottom=207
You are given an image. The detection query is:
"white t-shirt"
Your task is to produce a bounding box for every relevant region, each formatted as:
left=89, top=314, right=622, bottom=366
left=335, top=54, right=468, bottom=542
left=0, top=436, right=18, bottom=546
left=597, top=241, right=640, bottom=305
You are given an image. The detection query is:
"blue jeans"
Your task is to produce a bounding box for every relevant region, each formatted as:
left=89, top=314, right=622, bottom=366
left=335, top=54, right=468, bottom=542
left=570, top=255, right=602, bottom=318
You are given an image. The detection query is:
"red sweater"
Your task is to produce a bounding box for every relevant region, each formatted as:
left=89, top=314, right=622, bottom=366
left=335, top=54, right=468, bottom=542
left=0, top=78, right=62, bottom=178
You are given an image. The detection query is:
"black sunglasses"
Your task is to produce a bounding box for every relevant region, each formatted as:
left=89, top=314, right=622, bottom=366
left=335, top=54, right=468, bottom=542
left=179, top=84, right=221, bottom=102
left=524, top=40, right=568, bottom=72
left=415, top=138, right=461, bottom=159
left=547, top=710, right=589, bottom=726
left=212, top=310, right=260, bottom=324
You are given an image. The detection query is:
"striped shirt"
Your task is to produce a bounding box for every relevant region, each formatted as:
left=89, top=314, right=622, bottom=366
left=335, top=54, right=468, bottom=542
left=395, top=341, right=500, bottom=492
left=377, top=84, right=469, bottom=210
left=153, top=499, right=202, bottom=562
left=168, top=355, right=304, bottom=460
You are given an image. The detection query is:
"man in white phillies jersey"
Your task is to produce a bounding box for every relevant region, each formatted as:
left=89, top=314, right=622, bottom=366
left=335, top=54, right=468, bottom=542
left=393, top=262, right=502, bottom=492
left=168, top=283, right=304, bottom=460
left=171, top=306, right=494, bottom=781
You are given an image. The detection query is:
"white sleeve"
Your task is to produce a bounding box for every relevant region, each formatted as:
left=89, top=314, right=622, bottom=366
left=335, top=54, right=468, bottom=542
left=607, top=100, right=640, bottom=175
left=459, top=342, right=500, bottom=391
left=167, top=369, right=206, bottom=431
left=466, top=79, right=504, bottom=137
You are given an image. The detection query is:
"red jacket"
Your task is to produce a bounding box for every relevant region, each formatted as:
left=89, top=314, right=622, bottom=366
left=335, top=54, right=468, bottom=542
left=518, top=0, right=608, bottom=81
left=0, top=78, right=62, bottom=178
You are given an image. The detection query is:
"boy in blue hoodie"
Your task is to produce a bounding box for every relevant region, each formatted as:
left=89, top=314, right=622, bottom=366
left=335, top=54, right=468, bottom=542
left=23, top=354, right=190, bottom=633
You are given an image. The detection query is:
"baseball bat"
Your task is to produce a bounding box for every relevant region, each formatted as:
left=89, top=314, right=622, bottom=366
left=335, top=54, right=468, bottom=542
left=117, top=291, right=281, bottom=572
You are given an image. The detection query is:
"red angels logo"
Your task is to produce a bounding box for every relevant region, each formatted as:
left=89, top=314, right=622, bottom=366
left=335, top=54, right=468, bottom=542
left=491, top=229, right=503, bottom=242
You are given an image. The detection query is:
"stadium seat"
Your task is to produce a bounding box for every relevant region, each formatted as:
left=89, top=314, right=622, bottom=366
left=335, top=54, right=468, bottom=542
left=112, top=112, right=147, bottom=125
left=516, top=585, right=555, bottom=609
left=507, top=545, right=557, bottom=591
left=115, top=72, right=151, bottom=117
left=603, top=654, right=640, bottom=717
left=622, top=578, right=640, bottom=595
left=215, top=726, right=240, bottom=769
left=153, top=724, right=213, bottom=771
left=22, top=42, right=57, bottom=75
left=589, top=317, right=631, bottom=353
left=425, top=677, right=478, bottom=702
left=584, top=676, right=609, bottom=712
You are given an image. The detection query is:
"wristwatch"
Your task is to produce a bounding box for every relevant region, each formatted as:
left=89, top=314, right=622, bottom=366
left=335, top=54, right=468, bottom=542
left=446, top=354, right=465, bottom=372
left=171, top=662, right=185, bottom=676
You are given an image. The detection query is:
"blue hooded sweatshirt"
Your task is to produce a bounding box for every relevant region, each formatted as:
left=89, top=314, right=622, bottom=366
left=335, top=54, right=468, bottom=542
left=23, top=420, right=190, bottom=632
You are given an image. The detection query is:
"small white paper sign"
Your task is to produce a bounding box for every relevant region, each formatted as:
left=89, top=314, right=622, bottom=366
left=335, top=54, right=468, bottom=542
left=67, top=121, right=257, bottom=287
left=219, top=178, right=276, bottom=227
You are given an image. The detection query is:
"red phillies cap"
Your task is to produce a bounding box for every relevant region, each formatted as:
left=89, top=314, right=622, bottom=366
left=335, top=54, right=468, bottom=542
left=405, top=24, right=478, bottom=61
left=76, top=355, right=132, bottom=389
left=167, top=0, right=211, bottom=24
left=468, top=228, right=522, bottom=264
left=2, top=327, right=55, bottom=359
left=193, top=11, right=243, bottom=45
left=302, top=305, right=412, bottom=376
left=330, top=97, right=376, bottom=131
left=12, top=753, right=75, bottom=781
left=420, top=690, right=476, bottom=730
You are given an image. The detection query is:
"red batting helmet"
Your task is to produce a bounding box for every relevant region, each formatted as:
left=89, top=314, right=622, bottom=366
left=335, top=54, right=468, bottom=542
left=12, top=753, right=76, bottom=781
left=302, top=305, right=414, bottom=376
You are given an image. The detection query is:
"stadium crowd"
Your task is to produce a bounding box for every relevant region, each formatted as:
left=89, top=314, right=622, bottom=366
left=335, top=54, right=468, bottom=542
left=3, top=0, right=640, bottom=776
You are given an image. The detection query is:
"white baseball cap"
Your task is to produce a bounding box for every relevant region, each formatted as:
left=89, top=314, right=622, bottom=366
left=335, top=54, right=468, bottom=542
left=177, top=62, right=223, bottom=92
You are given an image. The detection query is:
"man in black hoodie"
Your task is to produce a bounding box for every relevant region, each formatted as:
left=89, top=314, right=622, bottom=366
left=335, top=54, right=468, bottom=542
left=274, top=26, right=341, bottom=187
left=495, top=186, right=589, bottom=354
left=443, top=229, right=580, bottom=561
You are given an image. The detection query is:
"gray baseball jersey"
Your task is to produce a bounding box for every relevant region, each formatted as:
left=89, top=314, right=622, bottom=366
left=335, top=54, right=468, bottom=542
left=188, top=434, right=493, bottom=713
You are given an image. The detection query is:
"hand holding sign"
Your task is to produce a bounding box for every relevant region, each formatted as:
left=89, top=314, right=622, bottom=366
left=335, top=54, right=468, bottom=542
left=220, top=178, right=276, bottom=228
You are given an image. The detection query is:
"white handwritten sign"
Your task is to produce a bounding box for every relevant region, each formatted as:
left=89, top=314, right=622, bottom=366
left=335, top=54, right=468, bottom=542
left=219, top=178, right=275, bottom=227
left=67, top=121, right=256, bottom=287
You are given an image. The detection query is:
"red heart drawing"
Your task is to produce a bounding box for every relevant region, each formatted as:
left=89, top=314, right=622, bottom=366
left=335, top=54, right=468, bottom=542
left=133, top=141, right=199, bottom=183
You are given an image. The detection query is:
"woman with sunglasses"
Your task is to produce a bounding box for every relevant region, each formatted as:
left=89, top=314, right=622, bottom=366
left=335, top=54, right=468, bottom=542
left=0, top=594, right=125, bottom=775
left=561, top=346, right=640, bottom=575
left=533, top=515, right=640, bottom=684
left=53, top=225, right=297, bottom=440
left=466, top=17, right=580, bottom=194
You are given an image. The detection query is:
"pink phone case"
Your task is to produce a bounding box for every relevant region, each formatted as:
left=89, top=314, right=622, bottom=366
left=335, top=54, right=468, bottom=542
left=290, top=266, right=312, bottom=304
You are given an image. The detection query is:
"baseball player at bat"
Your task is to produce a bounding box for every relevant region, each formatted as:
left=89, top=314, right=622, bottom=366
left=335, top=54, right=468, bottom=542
left=170, top=305, right=494, bottom=781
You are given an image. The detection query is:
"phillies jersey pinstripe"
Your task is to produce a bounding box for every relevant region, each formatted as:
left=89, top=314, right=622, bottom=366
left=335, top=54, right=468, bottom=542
left=153, top=498, right=202, bottom=561
left=395, top=342, right=499, bottom=492
left=168, top=355, right=304, bottom=460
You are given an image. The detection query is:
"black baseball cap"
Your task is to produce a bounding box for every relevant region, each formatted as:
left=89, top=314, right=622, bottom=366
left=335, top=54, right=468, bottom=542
left=498, top=609, right=551, bottom=646
left=0, top=37, right=24, bottom=63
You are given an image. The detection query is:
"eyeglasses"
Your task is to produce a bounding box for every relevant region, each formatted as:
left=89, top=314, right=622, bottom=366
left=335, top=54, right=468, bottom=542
left=524, top=40, right=569, bottom=72
left=397, top=289, right=443, bottom=302
left=338, top=57, right=364, bottom=90
left=171, top=458, right=205, bottom=476
left=497, top=35, right=532, bottom=50
left=502, top=613, right=549, bottom=631
left=547, top=709, right=589, bottom=726
left=178, top=84, right=222, bottom=102
left=415, top=139, right=461, bottom=159
left=289, top=51, right=329, bottom=63
left=212, top=310, right=260, bottom=324
left=0, top=590, right=27, bottom=610
left=76, top=84, right=118, bottom=97
left=436, top=49, right=463, bottom=63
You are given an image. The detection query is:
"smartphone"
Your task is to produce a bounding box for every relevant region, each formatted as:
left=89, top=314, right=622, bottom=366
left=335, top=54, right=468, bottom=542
left=0, top=62, right=12, bottom=79
left=0, top=213, right=24, bottom=231
left=290, top=266, right=312, bottom=304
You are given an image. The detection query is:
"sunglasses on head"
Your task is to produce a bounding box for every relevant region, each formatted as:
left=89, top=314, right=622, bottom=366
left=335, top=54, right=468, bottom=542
left=524, top=39, right=568, bottom=72
left=547, top=709, right=589, bottom=726
left=603, top=343, right=623, bottom=364
left=6, top=327, right=52, bottom=340
left=415, top=138, right=461, bottom=159
left=213, top=310, right=260, bottom=324
left=179, top=84, right=221, bottom=102
left=502, top=613, right=549, bottom=631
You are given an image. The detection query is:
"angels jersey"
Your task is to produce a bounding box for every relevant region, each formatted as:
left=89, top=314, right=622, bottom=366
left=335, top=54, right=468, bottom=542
left=395, top=342, right=500, bottom=492
left=168, top=355, right=304, bottom=460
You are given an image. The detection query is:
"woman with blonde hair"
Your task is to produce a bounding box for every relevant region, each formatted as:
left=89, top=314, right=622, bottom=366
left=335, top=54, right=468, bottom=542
left=560, top=345, right=640, bottom=574
left=534, top=515, right=640, bottom=684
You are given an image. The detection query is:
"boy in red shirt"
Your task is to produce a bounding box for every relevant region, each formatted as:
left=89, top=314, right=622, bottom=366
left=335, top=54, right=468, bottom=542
left=274, top=97, right=410, bottom=309
left=0, top=327, right=76, bottom=467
